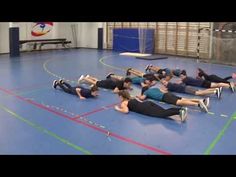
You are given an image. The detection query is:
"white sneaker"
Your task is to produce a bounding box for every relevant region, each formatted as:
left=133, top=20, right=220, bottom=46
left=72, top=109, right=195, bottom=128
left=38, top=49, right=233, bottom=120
left=52, top=80, right=58, bottom=89
left=78, top=75, right=85, bottom=83
left=180, top=107, right=187, bottom=122
left=203, top=97, right=210, bottom=108
left=199, top=100, right=208, bottom=113
left=85, top=75, right=90, bottom=78
left=145, top=65, right=150, bottom=72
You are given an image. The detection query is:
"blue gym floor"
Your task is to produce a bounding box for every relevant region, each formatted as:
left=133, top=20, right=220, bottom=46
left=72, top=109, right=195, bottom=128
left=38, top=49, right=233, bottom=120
left=0, top=48, right=235, bottom=155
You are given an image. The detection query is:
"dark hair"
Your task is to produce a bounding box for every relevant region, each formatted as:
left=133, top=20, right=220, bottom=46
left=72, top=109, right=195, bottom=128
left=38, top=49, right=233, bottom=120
left=197, top=68, right=205, bottom=77
left=180, top=70, right=187, bottom=76
left=141, top=86, right=149, bottom=95
left=118, top=90, right=131, bottom=100
left=124, top=77, right=132, bottom=83
left=90, top=85, right=99, bottom=92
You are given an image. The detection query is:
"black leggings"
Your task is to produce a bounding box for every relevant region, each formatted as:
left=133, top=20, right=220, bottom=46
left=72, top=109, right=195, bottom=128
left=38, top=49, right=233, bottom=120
left=58, top=82, right=77, bottom=95
left=201, top=72, right=232, bottom=84
left=146, top=101, right=181, bottom=118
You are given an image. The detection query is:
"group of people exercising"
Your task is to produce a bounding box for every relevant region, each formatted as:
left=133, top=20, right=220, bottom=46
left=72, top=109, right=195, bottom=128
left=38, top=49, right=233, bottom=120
left=52, top=64, right=236, bottom=123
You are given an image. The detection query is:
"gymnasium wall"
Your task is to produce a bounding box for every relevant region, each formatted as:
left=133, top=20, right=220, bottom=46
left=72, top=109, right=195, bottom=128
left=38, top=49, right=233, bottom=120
left=0, top=22, right=105, bottom=54
left=211, top=22, right=236, bottom=65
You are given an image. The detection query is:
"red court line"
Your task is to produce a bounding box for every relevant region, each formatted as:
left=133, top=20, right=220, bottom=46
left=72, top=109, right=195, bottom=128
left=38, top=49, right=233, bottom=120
left=0, top=86, right=172, bottom=155
left=73, top=103, right=119, bottom=119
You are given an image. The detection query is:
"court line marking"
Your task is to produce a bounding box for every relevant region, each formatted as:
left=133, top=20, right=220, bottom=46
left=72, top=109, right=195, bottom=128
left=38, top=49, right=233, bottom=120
left=43, top=55, right=231, bottom=119
left=0, top=104, right=92, bottom=155
left=204, top=112, right=236, bottom=155
left=0, top=86, right=171, bottom=155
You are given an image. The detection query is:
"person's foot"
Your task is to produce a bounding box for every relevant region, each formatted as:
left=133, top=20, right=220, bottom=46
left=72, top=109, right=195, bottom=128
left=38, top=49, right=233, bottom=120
left=199, top=100, right=208, bottom=113
left=59, top=79, right=64, bottom=84
left=106, top=72, right=114, bottom=79
left=180, top=107, right=188, bottom=122
left=219, top=87, right=223, bottom=94
left=229, top=82, right=235, bottom=92
left=232, top=73, right=236, bottom=79
left=145, top=64, right=151, bottom=72
left=126, top=68, right=132, bottom=76
left=52, top=80, right=58, bottom=89
left=203, top=97, right=210, bottom=108
left=78, top=75, right=85, bottom=84
left=215, top=88, right=220, bottom=99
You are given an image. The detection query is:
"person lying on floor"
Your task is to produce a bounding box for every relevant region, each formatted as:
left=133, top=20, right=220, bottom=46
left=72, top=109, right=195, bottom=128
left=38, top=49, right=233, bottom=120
left=196, top=68, right=236, bottom=91
left=136, top=86, right=209, bottom=112
left=179, top=70, right=235, bottom=92
left=114, top=90, right=188, bottom=122
left=160, top=79, right=222, bottom=99
left=52, top=79, right=99, bottom=100
left=78, top=74, right=132, bottom=93
left=106, top=72, right=156, bottom=88
left=145, top=64, right=186, bottom=81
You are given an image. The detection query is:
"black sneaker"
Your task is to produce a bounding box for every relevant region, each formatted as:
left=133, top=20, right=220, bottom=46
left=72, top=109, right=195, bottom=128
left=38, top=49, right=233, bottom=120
left=215, top=88, right=220, bottom=99
left=106, top=73, right=114, bottom=79
left=126, top=68, right=132, bottom=76
left=229, top=82, right=235, bottom=92
left=52, top=80, right=58, bottom=89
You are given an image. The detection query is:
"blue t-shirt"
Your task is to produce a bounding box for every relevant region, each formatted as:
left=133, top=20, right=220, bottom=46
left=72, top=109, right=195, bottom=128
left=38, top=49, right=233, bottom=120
left=182, top=77, right=204, bottom=87
left=143, top=88, right=164, bottom=101
left=167, top=82, right=185, bottom=93
left=131, top=77, right=145, bottom=85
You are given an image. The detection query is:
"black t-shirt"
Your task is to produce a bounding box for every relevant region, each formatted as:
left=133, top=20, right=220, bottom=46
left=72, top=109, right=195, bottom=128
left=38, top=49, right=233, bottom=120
left=96, top=79, right=125, bottom=90
left=75, top=86, right=94, bottom=98
left=167, top=82, right=186, bottom=93
left=115, top=80, right=125, bottom=90
left=128, top=99, right=148, bottom=114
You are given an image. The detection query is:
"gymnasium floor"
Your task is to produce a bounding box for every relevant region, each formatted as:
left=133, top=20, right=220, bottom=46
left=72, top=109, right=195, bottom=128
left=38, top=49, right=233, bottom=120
left=0, top=48, right=235, bottom=155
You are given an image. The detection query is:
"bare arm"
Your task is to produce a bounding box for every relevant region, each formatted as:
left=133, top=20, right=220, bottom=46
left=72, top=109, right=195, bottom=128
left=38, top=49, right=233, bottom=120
left=136, top=94, right=147, bottom=100
left=114, top=102, right=129, bottom=114
left=76, top=88, right=86, bottom=100
left=160, top=88, right=168, bottom=93
left=176, top=79, right=183, bottom=84
left=113, top=87, right=120, bottom=93
left=160, top=86, right=168, bottom=92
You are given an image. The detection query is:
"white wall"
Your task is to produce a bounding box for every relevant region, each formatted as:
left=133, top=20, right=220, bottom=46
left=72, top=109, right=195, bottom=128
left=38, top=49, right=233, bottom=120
left=0, top=23, right=10, bottom=53
left=0, top=22, right=106, bottom=54
left=77, top=22, right=104, bottom=48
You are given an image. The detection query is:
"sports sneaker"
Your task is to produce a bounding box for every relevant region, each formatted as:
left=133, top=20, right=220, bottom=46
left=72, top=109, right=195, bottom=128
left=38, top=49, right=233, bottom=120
left=106, top=72, right=115, bottom=79
left=180, top=107, right=187, bottom=122
left=59, top=79, right=64, bottom=84
left=229, top=82, right=235, bottom=92
left=199, top=100, right=208, bottom=113
left=203, top=97, right=210, bottom=108
left=215, top=88, right=220, bottom=99
left=52, top=80, right=58, bottom=89
left=145, top=64, right=151, bottom=72
left=78, top=75, right=85, bottom=84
